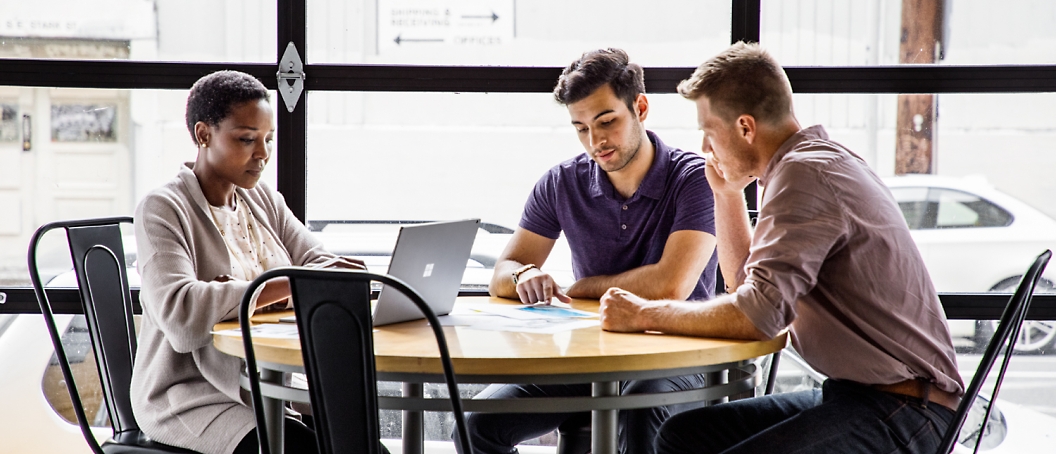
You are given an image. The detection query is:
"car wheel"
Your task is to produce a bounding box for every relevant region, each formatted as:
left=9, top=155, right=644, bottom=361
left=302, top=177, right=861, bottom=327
left=986, top=277, right=1056, bottom=353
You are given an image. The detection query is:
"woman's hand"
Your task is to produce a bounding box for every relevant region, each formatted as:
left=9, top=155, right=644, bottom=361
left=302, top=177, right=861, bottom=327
left=326, top=256, right=367, bottom=270
left=255, top=277, right=292, bottom=311
left=213, top=274, right=290, bottom=311
left=312, top=256, right=368, bottom=270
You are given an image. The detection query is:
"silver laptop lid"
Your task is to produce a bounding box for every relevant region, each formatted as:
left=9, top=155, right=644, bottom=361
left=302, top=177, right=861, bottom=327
left=372, top=219, right=480, bottom=326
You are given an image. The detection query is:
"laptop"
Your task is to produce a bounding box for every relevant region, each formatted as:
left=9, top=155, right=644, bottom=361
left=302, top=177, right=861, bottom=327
left=371, top=218, right=480, bottom=326
left=279, top=219, right=479, bottom=326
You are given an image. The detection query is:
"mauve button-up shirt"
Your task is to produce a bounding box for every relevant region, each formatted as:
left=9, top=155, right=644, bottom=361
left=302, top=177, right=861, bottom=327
left=732, top=125, right=964, bottom=395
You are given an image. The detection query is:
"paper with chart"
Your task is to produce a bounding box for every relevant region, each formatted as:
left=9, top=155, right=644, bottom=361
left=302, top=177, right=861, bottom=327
left=457, top=302, right=599, bottom=333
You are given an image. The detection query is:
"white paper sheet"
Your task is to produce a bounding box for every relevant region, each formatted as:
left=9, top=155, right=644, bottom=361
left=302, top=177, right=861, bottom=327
left=466, top=318, right=600, bottom=334
left=211, top=324, right=300, bottom=340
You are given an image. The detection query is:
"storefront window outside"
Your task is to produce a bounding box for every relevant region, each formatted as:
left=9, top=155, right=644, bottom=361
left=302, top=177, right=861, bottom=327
left=762, top=0, right=1056, bottom=66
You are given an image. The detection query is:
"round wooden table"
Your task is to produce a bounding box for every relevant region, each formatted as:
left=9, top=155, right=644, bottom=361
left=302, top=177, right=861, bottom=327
left=213, top=296, right=787, bottom=454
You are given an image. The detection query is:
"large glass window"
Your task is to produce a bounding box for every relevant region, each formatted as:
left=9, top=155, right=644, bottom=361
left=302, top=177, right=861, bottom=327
left=794, top=92, right=1056, bottom=295
left=305, top=90, right=704, bottom=287
left=4, top=1, right=1056, bottom=451
left=762, top=0, right=1056, bottom=66
left=0, top=0, right=277, bottom=63
left=308, top=0, right=732, bottom=65
left=0, top=87, right=280, bottom=288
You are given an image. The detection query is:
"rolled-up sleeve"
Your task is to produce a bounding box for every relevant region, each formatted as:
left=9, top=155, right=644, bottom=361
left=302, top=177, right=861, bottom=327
left=732, top=161, right=848, bottom=338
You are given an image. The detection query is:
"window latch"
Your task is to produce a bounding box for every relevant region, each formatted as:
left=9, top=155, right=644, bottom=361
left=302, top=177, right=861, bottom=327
left=277, top=42, right=306, bottom=113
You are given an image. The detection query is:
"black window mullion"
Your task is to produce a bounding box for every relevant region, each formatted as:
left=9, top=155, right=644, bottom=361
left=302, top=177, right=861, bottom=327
left=2, top=60, right=1056, bottom=95
left=731, top=0, right=762, bottom=44
left=0, top=60, right=276, bottom=90
left=730, top=0, right=763, bottom=234
left=276, top=0, right=309, bottom=222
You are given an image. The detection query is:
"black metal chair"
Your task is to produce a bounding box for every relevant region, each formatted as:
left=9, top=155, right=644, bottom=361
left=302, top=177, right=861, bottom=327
left=937, top=249, right=1052, bottom=454
left=239, top=267, right=474, bottom=454
left=28, top=217, right=197, bottom=454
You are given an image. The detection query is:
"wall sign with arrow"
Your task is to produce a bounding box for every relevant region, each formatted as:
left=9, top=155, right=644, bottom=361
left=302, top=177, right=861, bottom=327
left=378, top=0, right=514, bottom=53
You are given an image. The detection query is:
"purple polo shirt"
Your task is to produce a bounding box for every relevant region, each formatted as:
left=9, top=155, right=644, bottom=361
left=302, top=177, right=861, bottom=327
left=520, top=131, right=717, bottom=300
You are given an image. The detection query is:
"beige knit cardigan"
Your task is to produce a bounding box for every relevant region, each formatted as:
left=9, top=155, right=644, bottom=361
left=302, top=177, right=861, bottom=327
left=130, top=164, right=334, bottom=454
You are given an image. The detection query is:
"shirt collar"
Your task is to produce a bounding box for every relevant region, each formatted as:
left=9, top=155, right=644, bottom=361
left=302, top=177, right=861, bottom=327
left=759, top=125, right=829, bottom=186
left=589, top=130, right=667, bottom=200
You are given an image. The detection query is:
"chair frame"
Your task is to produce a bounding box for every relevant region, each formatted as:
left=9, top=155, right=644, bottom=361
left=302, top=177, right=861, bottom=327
left=239, top=267, right=474, bottom=454
left=29, top=216, right=194, bottom=454
left=937, top=249, right=1052, bottom=454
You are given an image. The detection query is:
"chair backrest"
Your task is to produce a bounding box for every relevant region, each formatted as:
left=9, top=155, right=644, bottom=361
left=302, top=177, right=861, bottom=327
left=239, top=267, right=474, bottom=454
left=28, top=216, right=139, bottom=454
left=295, top=272, right=379, bottom=453
left=937, top=249, right=1052, bottom=454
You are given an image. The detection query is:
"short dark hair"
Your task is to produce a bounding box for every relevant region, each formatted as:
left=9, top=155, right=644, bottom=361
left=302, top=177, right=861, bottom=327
left=185, top=70, right=270, bottom=145
left=677, top=42, right=793, bottom=124
left=553, top=48, right=645, bottom=110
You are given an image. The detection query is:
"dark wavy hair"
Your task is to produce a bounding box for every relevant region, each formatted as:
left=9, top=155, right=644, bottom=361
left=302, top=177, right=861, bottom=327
left=185, top=70, right=270, bottom=145
left=553, top=48, right=645, bottom=110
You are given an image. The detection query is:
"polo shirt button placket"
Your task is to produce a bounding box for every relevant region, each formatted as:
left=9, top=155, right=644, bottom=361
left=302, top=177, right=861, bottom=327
left=618, top=201, right=629, bottom=238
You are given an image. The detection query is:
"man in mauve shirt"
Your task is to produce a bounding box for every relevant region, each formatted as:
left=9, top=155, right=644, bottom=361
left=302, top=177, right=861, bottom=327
left=600, top=42, right=965, bottom=454
left=455, top=49, right=718, bottom=454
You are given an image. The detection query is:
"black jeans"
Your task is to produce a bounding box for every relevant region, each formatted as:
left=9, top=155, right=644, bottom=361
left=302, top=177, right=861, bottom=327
left=234, top=417, right=318, bottom=454
left=655, top=379, right=956, bottom=454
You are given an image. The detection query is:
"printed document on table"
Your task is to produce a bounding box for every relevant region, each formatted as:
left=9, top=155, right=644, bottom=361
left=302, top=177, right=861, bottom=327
left=468, top=317, right=600, bottom=334
left=471, top=304, right=597, bottom=320
left=211, top=324, right=300, bottom=340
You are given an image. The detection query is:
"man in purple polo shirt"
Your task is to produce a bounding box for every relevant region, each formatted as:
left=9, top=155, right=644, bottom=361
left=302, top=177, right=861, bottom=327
left=454, top=49, right=718, bottom=454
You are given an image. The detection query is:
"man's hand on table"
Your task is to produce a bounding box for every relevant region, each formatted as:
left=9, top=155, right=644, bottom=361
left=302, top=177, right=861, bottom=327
left=515, top=268, right=572, bottom=305
left=599, top=287, right=659, bottom=332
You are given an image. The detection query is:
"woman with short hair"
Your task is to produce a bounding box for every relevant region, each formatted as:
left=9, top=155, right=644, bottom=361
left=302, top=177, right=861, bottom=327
left=130, top=70, right=355, bottom=454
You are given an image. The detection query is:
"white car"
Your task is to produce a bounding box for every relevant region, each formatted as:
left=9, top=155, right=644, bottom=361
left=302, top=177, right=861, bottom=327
left=884, top=175, right=1056, bottom=352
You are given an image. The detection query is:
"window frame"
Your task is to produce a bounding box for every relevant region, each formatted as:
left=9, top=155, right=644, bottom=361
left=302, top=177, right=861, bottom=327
left=1, top=0, right=1055, bottom=319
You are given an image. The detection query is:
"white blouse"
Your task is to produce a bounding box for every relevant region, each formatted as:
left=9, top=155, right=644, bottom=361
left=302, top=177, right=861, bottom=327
left=208, top=194, right=291, bottom=281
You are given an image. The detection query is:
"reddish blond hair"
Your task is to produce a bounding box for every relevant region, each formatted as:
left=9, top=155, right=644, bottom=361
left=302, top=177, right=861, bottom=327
left=678, top=42, right=793, bottom=124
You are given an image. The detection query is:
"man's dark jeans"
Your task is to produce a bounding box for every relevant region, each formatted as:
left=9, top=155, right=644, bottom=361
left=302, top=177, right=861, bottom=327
left=655, top=379, right=956, bottom=454
left=453, top=374, right=707, bottom=454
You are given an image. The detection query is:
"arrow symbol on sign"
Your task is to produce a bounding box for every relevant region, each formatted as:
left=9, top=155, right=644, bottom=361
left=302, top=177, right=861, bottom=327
left=394, top=34, right=445, bottom=45
left=461, top=11, right=499, bottom=23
